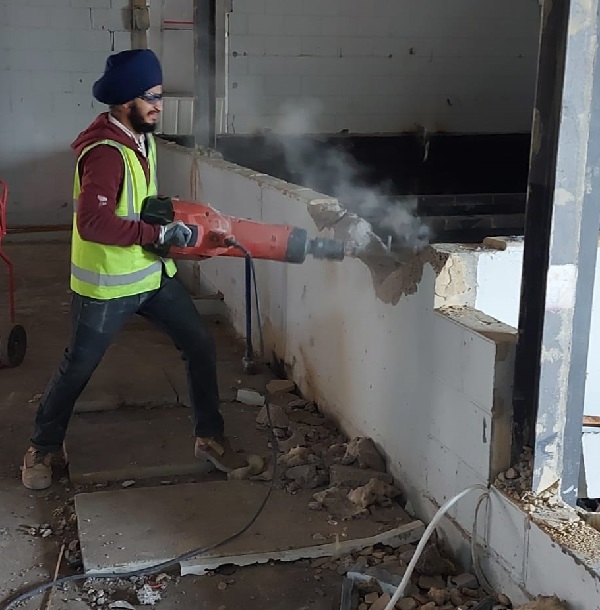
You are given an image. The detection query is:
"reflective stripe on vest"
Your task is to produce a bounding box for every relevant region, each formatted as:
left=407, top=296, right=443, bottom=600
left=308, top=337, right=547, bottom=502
left=71, top=261, right=162, bottom=286
left=70, top=135, right=176, bottom=299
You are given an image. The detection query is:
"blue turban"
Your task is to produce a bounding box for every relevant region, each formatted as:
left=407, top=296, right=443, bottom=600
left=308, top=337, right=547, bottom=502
left=92, top=49, right=162, bottom=106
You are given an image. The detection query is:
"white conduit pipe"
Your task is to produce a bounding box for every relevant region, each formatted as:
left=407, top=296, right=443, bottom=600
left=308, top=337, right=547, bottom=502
left=384, top=484, right=490, bottom=610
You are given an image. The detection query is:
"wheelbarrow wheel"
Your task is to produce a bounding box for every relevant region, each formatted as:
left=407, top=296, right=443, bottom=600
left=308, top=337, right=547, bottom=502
left=0, top=324, right=27, bottom=368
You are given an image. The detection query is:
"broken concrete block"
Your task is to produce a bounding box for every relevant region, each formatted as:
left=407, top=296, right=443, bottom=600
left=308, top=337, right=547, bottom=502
left=371, top=594, right=391, bottom=610
left=277, top=429, right=308, bottom=452
left=286, top=465, right=322, bottom=489
left=266, top=379, right=296, bottom=394
left=312, top=486, right=359, bottom=519
left=417, top=545, right=456, bottom=577
left=235, top=389, right=265, bottom=406
left=448, top=572, right=478, bottom=589
left=348, top=479, right=400, bottom=510
left=396, top=598, right=418, bottom=610
left=342, top=437, right=386, bottom=472
left=255, top=404, right=289, bottom=429
left=269, top=392, right=299, bottom=408
left=227, top=454, right=265, bottom=481
left=364, top=592, right=380, bottom=604
left=428, top=588, right=449, bottom=605
left=516, top=597, right=569, bottom=610
left=330, top=464, right=393, bottom=489
left=278, top=446, right=314, bottom=468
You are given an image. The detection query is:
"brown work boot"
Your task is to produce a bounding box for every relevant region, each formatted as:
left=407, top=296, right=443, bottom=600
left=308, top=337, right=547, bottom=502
left=195, top=436, right=248, bottom=473
left=21, top=447, right=53, bottom=490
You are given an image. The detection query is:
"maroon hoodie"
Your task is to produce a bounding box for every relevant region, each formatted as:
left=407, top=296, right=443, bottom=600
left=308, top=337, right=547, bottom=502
left=71, top=113, right=161, bottom=247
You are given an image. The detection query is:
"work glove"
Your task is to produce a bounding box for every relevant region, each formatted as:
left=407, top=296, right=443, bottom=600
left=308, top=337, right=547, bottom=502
left=157, top=220, right=192, bottom=247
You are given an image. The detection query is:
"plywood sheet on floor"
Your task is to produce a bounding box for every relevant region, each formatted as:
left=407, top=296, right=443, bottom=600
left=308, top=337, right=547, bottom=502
left=67, top=403, right=269, bottom=484
left=75, top=480, right=424, bottom=575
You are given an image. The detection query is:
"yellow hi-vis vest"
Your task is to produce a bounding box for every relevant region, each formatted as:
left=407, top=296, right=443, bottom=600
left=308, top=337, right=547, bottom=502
left=70, top=135, right=177, bottom=299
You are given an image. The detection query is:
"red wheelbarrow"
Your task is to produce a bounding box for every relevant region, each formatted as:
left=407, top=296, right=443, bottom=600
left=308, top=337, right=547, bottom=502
left=0, top=179, right=27, bottom=367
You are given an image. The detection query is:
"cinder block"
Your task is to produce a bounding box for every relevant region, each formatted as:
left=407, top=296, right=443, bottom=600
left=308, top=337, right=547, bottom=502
left=7, top=50, right=58, bottom=71
left=429, top=380, right=491, bottom=476
left=264, top=74, right=302, bottom=96
left=484, top=491, right=528, bottom=578
left=232, top=0, right=266, bottom=14
left=7, top=5, right=51, bottom=28
left=265, top=0, right=306, bottom=16
left=53, top=50, right=108, bottom=73
left=71, top=0, right=111, bottom=7
left=282, top=15, right=320, bottom=36
left=227, top=13, right=248, bottom=35
left=301, top=0, right=338, bottom=16
left=320, top=16, right=356, bottom=37
left=462, top=332, right=495, bottom=410
left=301, top=36, right=340, bottom=57
left=111, top=30, right=131, bottom=52
left=247, top=14, right=284, bottom=36
left=264, top=36, right=302, bottom=56
left=91, top=7, right=127, bottom=30
left=229, top=35, right=265, bottom=57
left=49, top=7, right=93, bottom=29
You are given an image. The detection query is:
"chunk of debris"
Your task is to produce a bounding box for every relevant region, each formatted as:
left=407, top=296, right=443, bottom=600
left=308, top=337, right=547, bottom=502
left=228, top=454, right=265, bottom=480
left=364, top=592, right=381, bottom=604
left=270, top=392, right=300, bottom=408
left=312, top=486, right=359, bottom=519
left=235, top=388, right=265, bottom=406
left=342, top=437, right=386, bottom=472
left=277, top=428, right=309, bottom=452
left=330, top=464, right=393, bottom=489
left=278, top=446, right=315, bottom=468
left=371, top=594, right=392, bottom=610
left=137, top=584, right=161, bottom=606
left=448, top=572, right=477, bottom=589
left=256, top=404, right=289, bottom=429
left=416, top=544, right=457, bottom=577
left=109, top=602, right=136, bottom=610
left=396, top=598, right=418, bottom=610
left=286, top=464, right=324, bottom=489
left=348, top=478, right=400, bottom=510
left=428, top=587, right=449, bottom=605
left=266, top=379, right=296, bottom=394
left=516, top=597, right=569, bottom=610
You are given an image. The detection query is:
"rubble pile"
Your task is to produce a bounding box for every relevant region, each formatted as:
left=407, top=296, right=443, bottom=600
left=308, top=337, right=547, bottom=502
left=247, top=382, right=407, bottom=519
left=494, top=447, right=533, bottom=498
left=313, top=540, right=508, bottom=610
left=77, top=574, right=174, bottom=607
left=494, top=449, right=600, bottom=560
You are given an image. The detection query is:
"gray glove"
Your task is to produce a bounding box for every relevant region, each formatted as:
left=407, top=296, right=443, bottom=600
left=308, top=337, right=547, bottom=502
left=158, top=221, right=192, bottom=247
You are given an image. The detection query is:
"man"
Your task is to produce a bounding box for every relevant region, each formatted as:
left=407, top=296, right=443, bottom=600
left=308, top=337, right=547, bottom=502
left=22, top=49, right=247, bottom=490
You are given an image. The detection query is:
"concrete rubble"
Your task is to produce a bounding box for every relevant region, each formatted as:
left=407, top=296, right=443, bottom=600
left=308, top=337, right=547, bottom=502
left=495, top=448, right=600, bottom=560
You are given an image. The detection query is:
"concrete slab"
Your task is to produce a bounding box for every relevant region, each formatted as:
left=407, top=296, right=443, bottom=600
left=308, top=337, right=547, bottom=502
left=75, top=480, right=424, bottom=575
left=67, top=403, right=270, bottom=484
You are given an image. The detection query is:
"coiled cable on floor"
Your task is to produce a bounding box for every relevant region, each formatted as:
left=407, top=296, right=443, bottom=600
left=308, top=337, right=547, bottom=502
left=1, top=250, right=276, bottom=610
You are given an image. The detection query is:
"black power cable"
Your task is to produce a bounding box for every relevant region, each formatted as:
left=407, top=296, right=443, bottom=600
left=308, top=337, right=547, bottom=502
left=2, top=249, right=276, bottom=610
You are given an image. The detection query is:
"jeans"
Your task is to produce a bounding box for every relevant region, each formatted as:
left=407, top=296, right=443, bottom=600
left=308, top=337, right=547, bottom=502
left=31, top=273, right=224, bottom=453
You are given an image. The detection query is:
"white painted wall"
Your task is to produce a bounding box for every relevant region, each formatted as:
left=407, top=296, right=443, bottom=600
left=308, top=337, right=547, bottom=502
left=226, top=0, right=542, bottom=134
left=0, top=0, right=137, bottom=226
left=468, top=242, right=600, bottom=417
left=156, top=140, right=600, bottom=608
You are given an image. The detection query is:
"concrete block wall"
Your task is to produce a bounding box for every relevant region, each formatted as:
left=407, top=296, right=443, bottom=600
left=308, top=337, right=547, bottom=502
left=226, top=0, right=542, bottom=134
left=0, top=0, right=137, bottom=226
left=433, top=241, right=600, bottom=418
left=151, top=139, right=600, bottom=605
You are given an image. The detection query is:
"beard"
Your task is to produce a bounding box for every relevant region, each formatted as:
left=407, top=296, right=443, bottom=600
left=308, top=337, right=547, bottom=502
left=129, top=102, right=157, bottom=134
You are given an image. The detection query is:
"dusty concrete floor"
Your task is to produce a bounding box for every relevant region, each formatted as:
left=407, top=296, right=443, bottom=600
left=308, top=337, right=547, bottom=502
left=0, top=241, right=344, bottom=610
